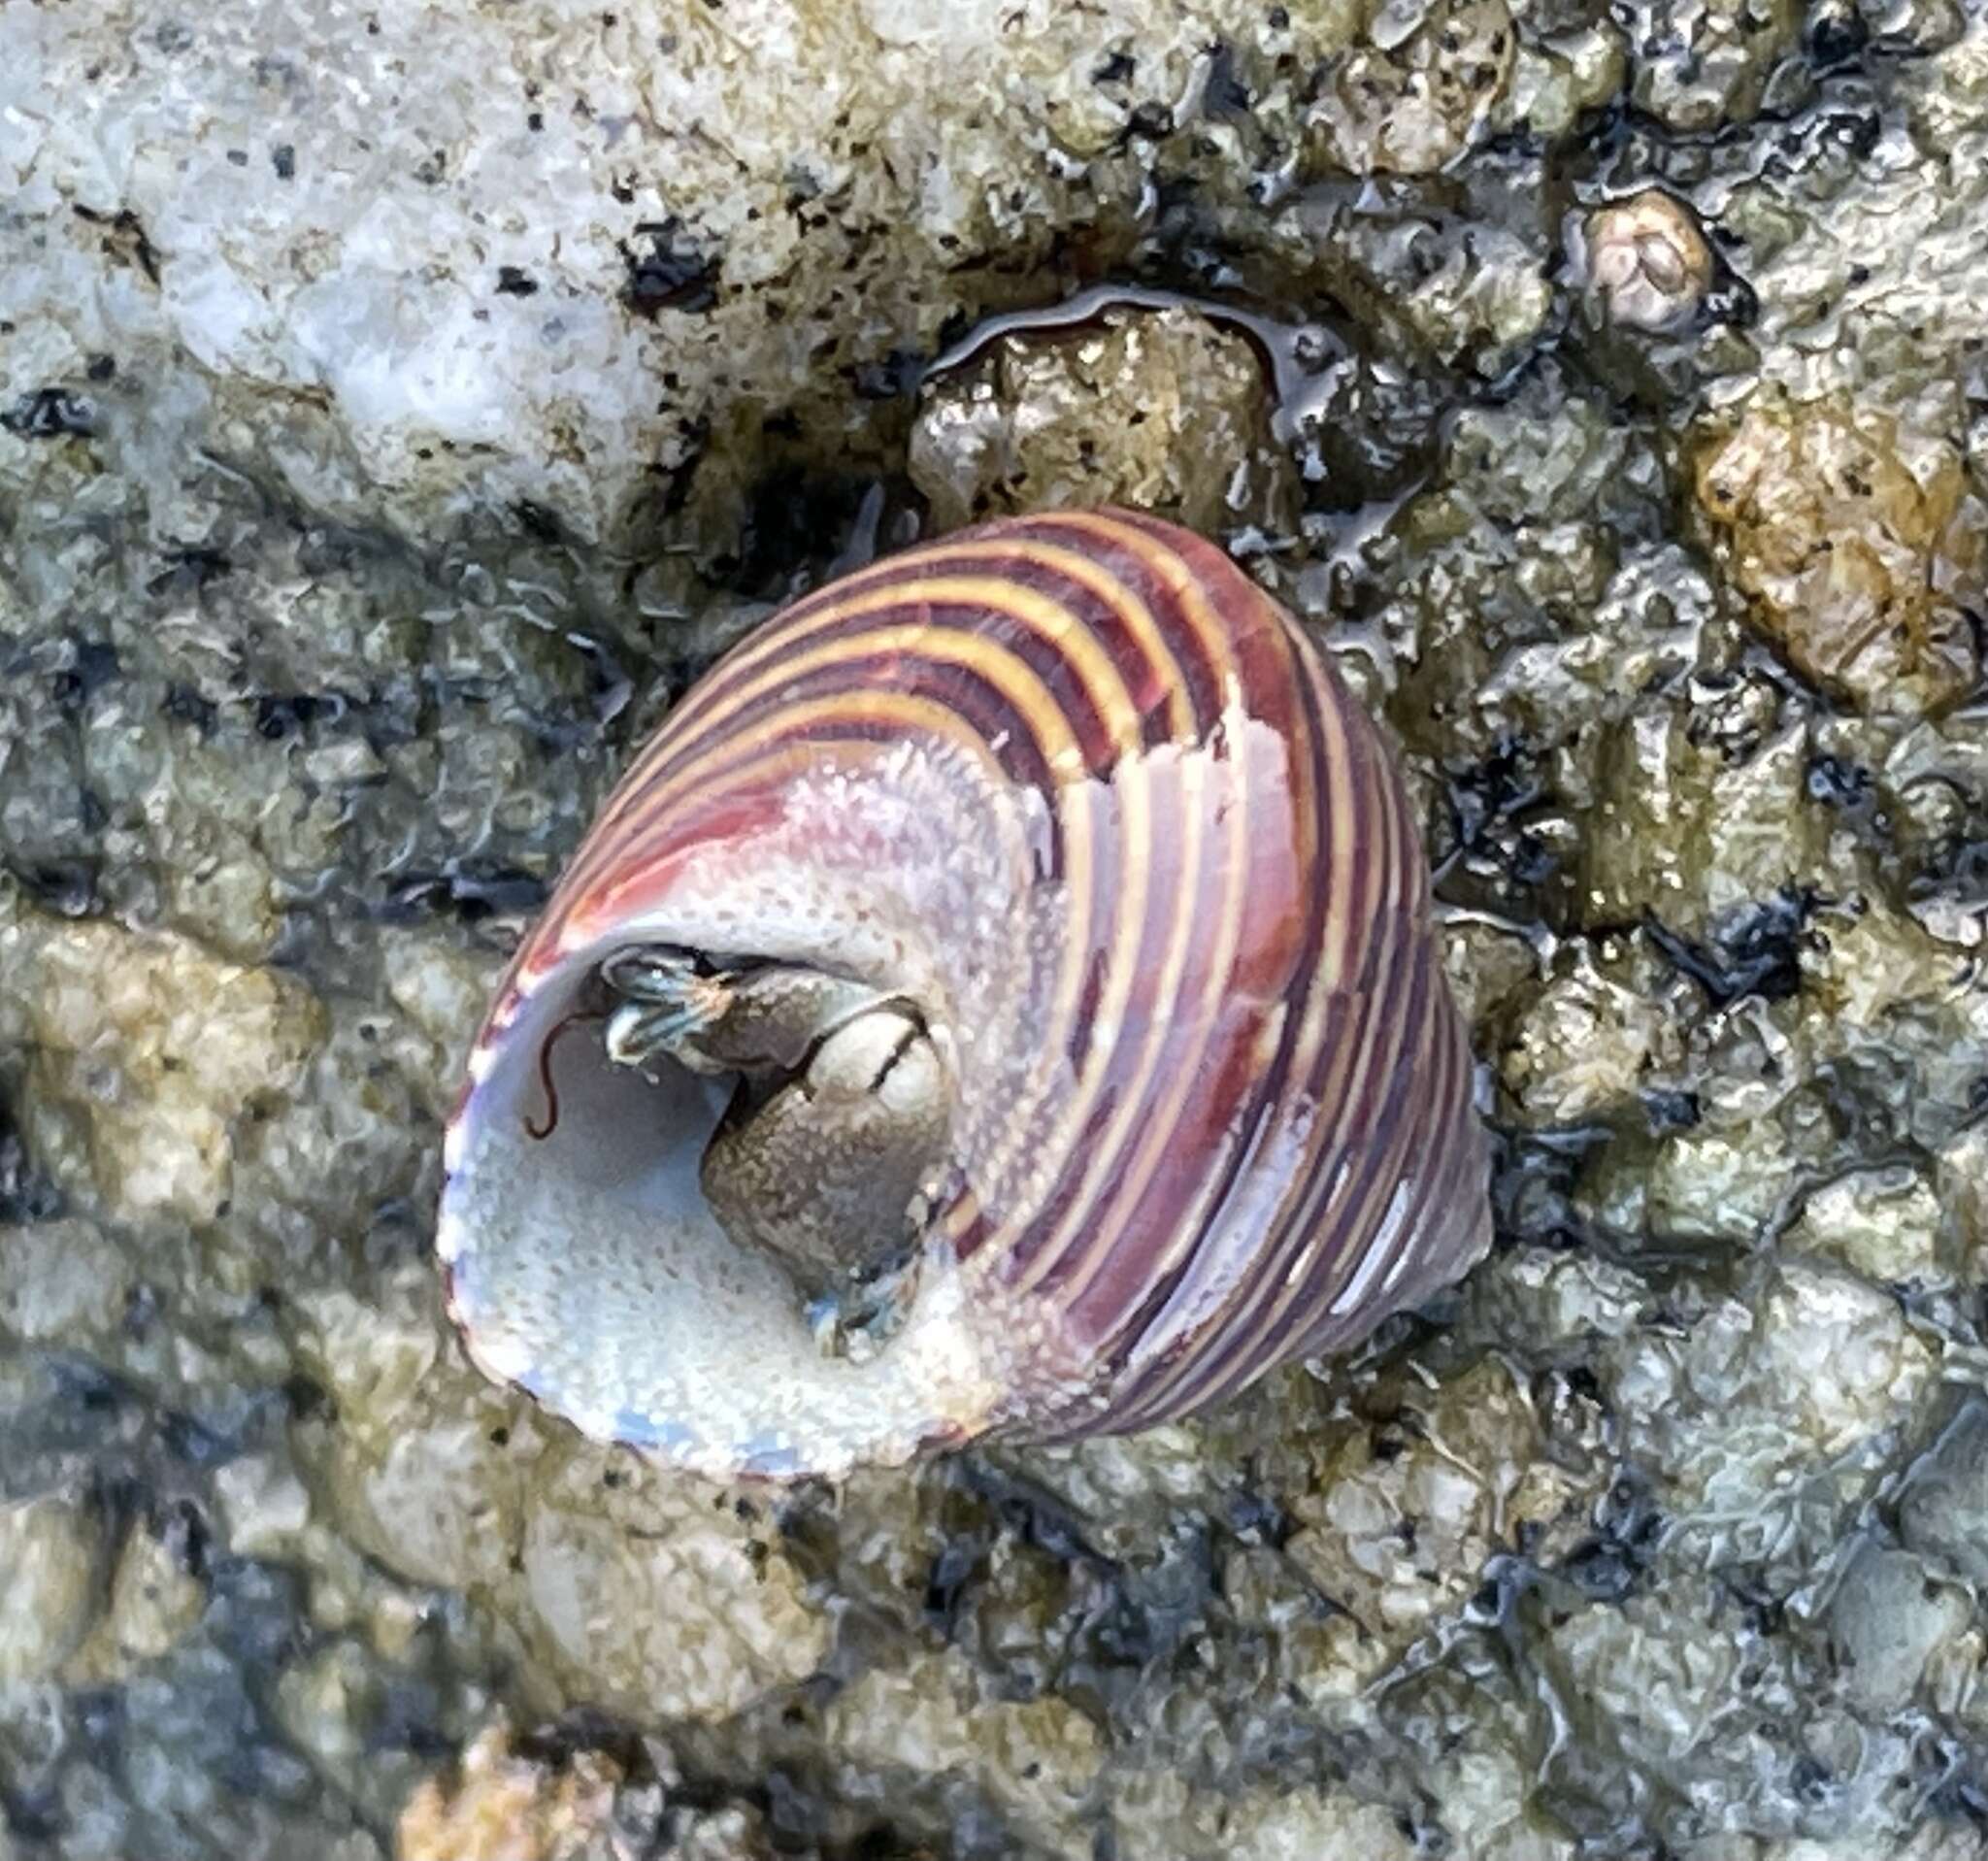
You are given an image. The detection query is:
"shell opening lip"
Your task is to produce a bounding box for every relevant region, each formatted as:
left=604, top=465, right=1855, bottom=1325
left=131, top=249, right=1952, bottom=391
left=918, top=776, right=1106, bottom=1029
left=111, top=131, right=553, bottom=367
left=437, top=938, right=1006, bottom=1483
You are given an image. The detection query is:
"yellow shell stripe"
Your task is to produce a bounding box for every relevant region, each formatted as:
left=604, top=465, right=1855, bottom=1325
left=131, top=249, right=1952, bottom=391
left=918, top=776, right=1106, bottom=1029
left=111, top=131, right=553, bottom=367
left=1343, top=947, right=1468, bottom=1319
left=563, top=618, right=1097, bottom=988
left=525, top=708, right=1022, bottom=979
left=550, top=692, right=1032, bottom=962
left=560, top=578, right=1153, bottom=1257
left=544, top=588, right=1103, bottom=938
left=1106, top=641, right=1388, bottom=1426
left=833, top=530, right=1203, bottom=1237
left=1007, top=515, right=1262, bottom=1309
left=1287, top=914, right=1439, bottom=1328
left=757, top=565, right=1158, bottom=1271
left=588, top=525, right=1194, bottom=847
left=1225, top=700, right=1415, bottom=1361
left=827, top=578, right=1154, bottom=1268
left=1139, top=675, right=1418, bottom=1421
left=903, top=521, right=1218, bottom=1275
left=559, top=694, right=1036, bottom=1272
left=674, top=578, right=1150, bottom=1211
left=1063, top=579, right=1321, bottom=1362
left=618, top=521, right=1194, bottom=762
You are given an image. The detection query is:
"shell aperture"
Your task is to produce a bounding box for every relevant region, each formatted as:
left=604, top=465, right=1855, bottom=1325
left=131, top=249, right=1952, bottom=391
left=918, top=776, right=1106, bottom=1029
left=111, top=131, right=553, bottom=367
left=437, top=508, right=1491, bottom=1480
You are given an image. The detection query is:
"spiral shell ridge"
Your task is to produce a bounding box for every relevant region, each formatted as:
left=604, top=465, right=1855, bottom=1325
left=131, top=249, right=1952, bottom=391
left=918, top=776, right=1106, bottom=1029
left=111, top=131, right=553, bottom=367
left=439, top=508, right=1490, bottom=1478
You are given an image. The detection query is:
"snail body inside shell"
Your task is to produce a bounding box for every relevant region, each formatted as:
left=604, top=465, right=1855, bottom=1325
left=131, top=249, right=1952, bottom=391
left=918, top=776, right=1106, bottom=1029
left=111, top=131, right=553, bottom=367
left=437, top=508, right=1491, bottom=1481
left=586, top=945, right=945, bottom=1353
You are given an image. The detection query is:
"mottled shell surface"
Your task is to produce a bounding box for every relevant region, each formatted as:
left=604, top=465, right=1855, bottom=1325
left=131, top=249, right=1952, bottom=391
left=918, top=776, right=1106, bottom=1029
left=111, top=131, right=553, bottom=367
left=438, top=508, right=1490, bottom=1480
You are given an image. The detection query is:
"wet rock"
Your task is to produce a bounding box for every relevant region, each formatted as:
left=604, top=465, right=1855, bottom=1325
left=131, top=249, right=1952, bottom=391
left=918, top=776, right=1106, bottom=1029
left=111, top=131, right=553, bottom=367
left=7, top=0, right=1988, bottom=1848
left=1783, top=1165, right=1942, bottom=1285
left=1213, top=1535, right=1377, bottom=1721
left=1373, top=381, right=1671, bottom=808
left=664, top=1807, right=780, bottom=1861
left=1692, top=395, right=1984, bottom=719
left=2, top=909, right=325, bottom=1226
left=379, top=934, right=499, bottom=1101
left=778, top=1465, right=975, bottom=1648
left=0, top=0, right=1382, bottom=560
left=394, top=1721, right=625, bottom=1861
left=1307, top=0, right=1518, bottom=176
left=1439, top=914, right=1542, bottom=1029
left=982, top=1426, right=1226, bottom=1566
left=1938, top=1120, right=1988, bottom=1282
left=1425, top=1748, right=1576, bottom=1861
left=275, top=1635, right=455, bottom=1829
left=512, top=1445, right=827, bottom=1724
left=288, top=1276, right=541, bottom=1597
left=1806, top=894, right=1960, bottom=1029
left=396, top=1716, right=781, bottom=1860
left=216, top=1008, right=463, bottom=1305
left=66, top=1512, right=208, bottom=1681
left=1583, top=706, right=1827, bottom=939
left=1465, top=541, right=1714, bottom=766
left=1643, top=1120, right=1802, bottom=1244
left=1906, top=12, right=1988, bottom=147
left=1748, top=1834, right=1988, bottom=1861
left=1466, top=1246, right=1649, bottom=1353
left=1118, top=1781, right=1422, bottom=1860
left=1822, top=1541, right=1971, bottom=1711
left=279, top=1639, right=381, bottom=1793
left=0, top=1218, right=134, bottom=1346
left=1282, top=1358, right=1607, bottom=1683
left=0, top=1488, right=105, bottom=1684
left=820, top=1645, right=1104, bottom=1861
left=909, top=308, right=1296, bottom=539
left=1543, top=1577, right=1746, bottom=1803
left=1282, top=167, right=1558, bottom=389
left=1897, top=1400, right=1988, bottom=1591
left=1871, top=721, right=1988, bottom=952
left=1500, top=17, right=1627, bottom=142
left=1608, top=1264, right=1933, bottom=1576
left=214, top=1451, right=315, bottom=1563
left=1501, top=942, right=1684, bottom=1126
left=1623, top=0, right=1806, bottom=130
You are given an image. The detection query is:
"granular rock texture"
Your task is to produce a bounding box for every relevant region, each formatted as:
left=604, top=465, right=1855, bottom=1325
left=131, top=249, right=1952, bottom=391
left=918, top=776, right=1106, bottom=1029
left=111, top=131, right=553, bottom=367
left=1692, top=393, right=1983, bottom=717
left=909, top=306, right=1298, bottom=539
left=5, top=0, right=1988, bottom=1857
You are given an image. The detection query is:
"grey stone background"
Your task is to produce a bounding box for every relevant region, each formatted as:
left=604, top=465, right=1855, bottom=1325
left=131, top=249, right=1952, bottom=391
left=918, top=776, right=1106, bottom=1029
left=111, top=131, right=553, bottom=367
left=4, top=0, right=1988, bottom=1856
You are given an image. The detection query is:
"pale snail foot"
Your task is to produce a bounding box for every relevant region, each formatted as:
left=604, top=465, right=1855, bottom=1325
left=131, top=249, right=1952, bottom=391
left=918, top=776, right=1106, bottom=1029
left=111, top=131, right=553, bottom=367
left=599, top=944, right=952, bottom=1344
left=805, top=1248, right=921, bottom=1363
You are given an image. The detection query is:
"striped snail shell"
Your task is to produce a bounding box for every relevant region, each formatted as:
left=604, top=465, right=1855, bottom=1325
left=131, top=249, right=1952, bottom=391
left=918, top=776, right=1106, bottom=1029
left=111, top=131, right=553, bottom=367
left=437, top=508, right=1491, bottom=1481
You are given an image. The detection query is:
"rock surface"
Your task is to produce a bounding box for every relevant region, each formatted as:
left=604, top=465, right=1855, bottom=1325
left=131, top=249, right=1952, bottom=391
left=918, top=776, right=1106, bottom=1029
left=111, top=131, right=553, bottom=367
left=909, top=306, right=1296, bottom=539
left=7, top=0, right=1988, bottom=1856
left=1692, top=394, right=1983, bottom=717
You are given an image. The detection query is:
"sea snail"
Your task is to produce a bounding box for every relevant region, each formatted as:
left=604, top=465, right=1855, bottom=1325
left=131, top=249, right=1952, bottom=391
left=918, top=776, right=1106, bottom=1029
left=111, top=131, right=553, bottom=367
left=437, top=508, right=1491, bottom=1481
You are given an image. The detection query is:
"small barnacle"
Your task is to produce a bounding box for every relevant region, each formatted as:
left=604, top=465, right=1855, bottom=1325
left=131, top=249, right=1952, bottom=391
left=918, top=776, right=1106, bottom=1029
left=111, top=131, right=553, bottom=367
left=1582, top=189, right=1716, bottom=335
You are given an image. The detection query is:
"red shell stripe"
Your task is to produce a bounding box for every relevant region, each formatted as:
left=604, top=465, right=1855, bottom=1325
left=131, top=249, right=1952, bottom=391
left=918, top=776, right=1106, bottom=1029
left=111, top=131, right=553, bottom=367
left=1052, top=591, right=1431, bottom=1426
left=480, top=507, right=1488, bottom=1445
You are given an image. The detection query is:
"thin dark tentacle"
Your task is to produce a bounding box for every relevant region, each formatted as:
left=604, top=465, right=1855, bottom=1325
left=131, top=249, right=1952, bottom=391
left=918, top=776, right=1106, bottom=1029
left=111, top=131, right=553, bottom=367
left=524, top=1009, right=606, bottom=1140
